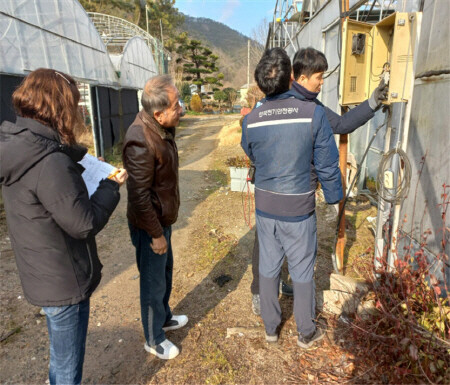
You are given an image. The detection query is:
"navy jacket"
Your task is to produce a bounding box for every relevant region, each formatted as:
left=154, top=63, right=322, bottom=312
left=291, top=81, right=375, bottom=135
left=241, top=90, right=343, bottom=222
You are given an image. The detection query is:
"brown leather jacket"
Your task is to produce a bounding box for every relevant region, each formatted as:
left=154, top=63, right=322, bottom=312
left=122, top=110, right=179, bottom=238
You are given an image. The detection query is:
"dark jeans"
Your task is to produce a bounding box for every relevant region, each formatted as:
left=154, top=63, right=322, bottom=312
left=42, top=298, right=90, bottom=385
left=129, top=223, right=173, bottom=346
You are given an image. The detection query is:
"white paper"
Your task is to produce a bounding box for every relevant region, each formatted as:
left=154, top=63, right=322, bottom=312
left=78, top=154, right=117, bottom=197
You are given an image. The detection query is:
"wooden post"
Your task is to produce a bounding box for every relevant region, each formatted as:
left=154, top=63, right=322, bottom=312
left=336, top=132, right=347, bottom=272
left=335, top=0, right=350, bottom=273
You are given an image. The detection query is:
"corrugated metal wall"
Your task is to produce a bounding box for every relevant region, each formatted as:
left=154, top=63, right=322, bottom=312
left=399, top=0, right=450, bottom=266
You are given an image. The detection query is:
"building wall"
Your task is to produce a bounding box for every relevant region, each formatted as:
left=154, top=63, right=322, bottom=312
left=399, top=0, right=450, bottom=262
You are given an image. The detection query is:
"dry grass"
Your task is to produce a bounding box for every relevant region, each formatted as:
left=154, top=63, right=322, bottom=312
left=77, top=127, right=96, bottom=156
left=217, top=120, right=241, bottom=147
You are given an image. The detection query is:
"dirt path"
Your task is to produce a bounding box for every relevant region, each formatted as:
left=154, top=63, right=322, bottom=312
left=1, top=115, right=378, bottom=384
left=1, top=115, right=250, bottom=384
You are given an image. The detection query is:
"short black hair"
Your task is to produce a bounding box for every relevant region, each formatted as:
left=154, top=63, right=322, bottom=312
left=254, top=48, right=291, bottom=96
left=292, top=47, right=328, bottom=79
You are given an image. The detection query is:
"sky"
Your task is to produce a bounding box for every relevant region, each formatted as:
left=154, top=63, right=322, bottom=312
left=175, top=0, right=275, bottom=38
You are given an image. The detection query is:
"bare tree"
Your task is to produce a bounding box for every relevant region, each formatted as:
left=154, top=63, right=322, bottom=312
left=242, top=17, right=269, bottom=88
left=250, top=17, right=269, bottom=66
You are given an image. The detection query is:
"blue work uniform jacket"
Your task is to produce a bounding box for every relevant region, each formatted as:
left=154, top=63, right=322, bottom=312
left=241, top=90, right=343, bottom=222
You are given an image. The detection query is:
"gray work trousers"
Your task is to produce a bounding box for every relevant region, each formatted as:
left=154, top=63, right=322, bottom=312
left=256, top=213, right=317, bottom=336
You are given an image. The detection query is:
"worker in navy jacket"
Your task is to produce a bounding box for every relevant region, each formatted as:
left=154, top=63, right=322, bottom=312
left=241, top=48, right=343, bottom=348
left=291, top=47, right=387, bottom=135
left=249, top=48, right=388, bottom=316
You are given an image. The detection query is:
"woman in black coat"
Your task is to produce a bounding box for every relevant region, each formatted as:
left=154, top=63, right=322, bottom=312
left=0, top=68, right=127, bottom=385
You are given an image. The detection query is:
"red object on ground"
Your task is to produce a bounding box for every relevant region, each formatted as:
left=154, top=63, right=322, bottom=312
left=240, top=107, right=252, bottom=116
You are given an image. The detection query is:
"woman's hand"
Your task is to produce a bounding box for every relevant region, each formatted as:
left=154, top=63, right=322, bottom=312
left=110, top=168, right=128, bottom=186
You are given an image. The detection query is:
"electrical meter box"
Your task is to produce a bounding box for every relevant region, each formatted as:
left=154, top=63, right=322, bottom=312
left=339, top=12, right=420, bottom=106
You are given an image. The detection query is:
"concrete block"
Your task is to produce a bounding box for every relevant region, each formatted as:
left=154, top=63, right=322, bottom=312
left=357, top=299, right=379, bottom=320
left=323, top=289, right=362, bottom=315
left=329, top=273, right=369, bottom=296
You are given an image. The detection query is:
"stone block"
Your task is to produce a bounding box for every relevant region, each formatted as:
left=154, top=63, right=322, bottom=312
left=323, top=289, right=362, bottom=315
left=357, top=299, right=379, bottom=320
left=329, top=273, right=369, bottom=296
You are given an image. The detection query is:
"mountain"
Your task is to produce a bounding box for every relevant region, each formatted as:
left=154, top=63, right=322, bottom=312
left=180, top=15, right=261, bottom=89
left=79, top=0, right=262, bottom=90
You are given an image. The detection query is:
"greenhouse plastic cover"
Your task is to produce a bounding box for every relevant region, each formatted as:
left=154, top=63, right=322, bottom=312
left=119, top=37, right=159, bottom=89
left=0, top=0, right=119, bottom=87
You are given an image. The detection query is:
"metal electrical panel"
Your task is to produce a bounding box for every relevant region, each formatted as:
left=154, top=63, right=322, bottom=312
left=339, top=12, right=420, bottom=106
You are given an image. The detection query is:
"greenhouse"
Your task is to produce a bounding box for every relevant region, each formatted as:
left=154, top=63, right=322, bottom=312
left=0, top=0, right=165, bottom=155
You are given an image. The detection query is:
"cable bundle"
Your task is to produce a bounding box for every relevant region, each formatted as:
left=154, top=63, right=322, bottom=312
left=376, top=148, right=411, bottom=203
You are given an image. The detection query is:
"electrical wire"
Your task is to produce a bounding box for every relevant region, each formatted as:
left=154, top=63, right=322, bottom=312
left=376, top=147, right=411, bottom=203
left=323, top=63, right=340, bottom=79
left=331, top=108, right=390, bottom=273
left=241, top=160, right=254, bottom=229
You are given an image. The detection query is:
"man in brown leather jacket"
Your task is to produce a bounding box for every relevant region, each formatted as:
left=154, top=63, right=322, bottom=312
left=122, top=75, right=187, bottom=360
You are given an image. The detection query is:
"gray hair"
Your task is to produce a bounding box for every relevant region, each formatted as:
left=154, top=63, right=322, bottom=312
left=141, top=74, right=175, bottom=116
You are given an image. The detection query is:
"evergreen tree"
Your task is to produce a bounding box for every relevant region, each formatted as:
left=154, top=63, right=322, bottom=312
left=214, top=90, right=227, bottom=110
left=180, top=82, right=191, bottom=99
left=176, top=37, right=224, bottom=95
left=223, top=87, right=238, bottom=107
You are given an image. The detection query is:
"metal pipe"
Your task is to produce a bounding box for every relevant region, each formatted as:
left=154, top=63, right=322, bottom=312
left=387, top=13, right=422, bottom=270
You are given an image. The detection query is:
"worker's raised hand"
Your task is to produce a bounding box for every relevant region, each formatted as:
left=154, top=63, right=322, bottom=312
left=369, top=79, right=388, bottom=109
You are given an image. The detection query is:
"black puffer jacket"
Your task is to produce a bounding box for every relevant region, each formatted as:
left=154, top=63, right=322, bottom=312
left=0, top=117, right=120, bottom=306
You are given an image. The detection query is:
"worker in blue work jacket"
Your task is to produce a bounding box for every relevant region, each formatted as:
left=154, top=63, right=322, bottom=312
left=249, top=47, right=388, bottom=316
left=241, top=47, right=343, bottom=348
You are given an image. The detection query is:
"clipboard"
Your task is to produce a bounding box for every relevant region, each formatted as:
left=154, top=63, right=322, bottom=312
left=78, top=154, right=118, bottom=197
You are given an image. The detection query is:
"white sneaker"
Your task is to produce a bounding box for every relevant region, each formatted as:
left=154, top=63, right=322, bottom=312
left=162, top=315, right=188, bottom=331
left=144, top=339, right=179, bottom=359
left=265, top=331, right=278, bottom=343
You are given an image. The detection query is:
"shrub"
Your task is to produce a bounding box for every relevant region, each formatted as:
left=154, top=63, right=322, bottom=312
left=183, top=95, right=191, bottom=109
left=344, top=183, right=450, bottom=383
left=245, top=84, right=265, bottom=109
left=190, top=94, right=203, bottom=112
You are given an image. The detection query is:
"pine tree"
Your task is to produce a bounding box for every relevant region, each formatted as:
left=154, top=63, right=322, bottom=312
left=176, top=37, right=224, bottom=95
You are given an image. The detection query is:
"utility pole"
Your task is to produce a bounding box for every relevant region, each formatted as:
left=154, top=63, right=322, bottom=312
left=335, top=0, right=350, bottom=273
left=247, top=39, right=250, bottom=88
left=145, top=4, right=149, bottom=34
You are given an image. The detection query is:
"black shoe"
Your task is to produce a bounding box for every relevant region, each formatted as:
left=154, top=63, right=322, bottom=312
left=297, top=326, right=325, bottom=349
left=280, top=281, right=293, bottom=297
